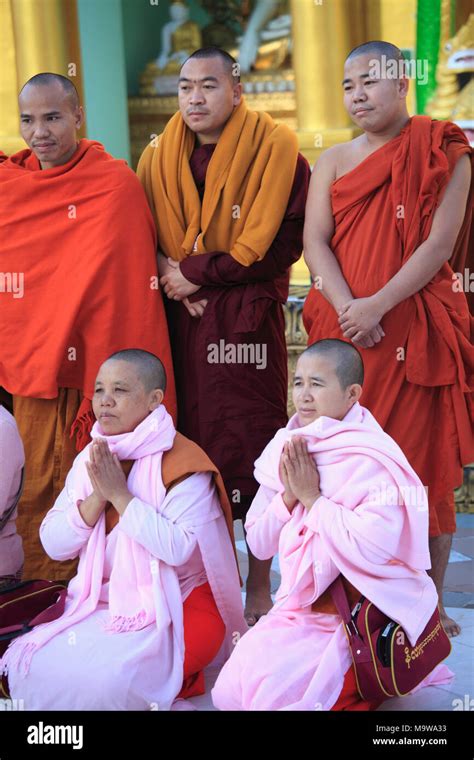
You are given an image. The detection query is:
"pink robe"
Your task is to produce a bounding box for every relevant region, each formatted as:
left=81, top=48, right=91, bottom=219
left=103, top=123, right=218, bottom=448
left=212, top=403, right=453, bottom=710
left=0, top=405, right=24, bottom=579
left=3, top=407, right=247, bottom=710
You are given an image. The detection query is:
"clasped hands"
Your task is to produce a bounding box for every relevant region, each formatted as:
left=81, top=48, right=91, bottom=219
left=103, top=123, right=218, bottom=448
left=337, top=295, right=386, bottom=348
left=158, top=253, right=208, bottom=318
left=80, top=439, right=132, bottom=523
left=279, top=436, right=321, bottom=513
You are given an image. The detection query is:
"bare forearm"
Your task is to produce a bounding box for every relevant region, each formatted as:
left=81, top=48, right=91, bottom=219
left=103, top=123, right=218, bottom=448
left=112, top=489, right=134, bottom=516
left=78, top=494, right=106, bottom=528
left=375, top=238, right=452, bottom=313
left=304, top=242, right=353, bottom=312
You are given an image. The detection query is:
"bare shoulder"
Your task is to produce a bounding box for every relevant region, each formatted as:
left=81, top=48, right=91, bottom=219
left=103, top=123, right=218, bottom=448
left=314, top=137, right=366, bottom=179
left=311, top=145, right=339, bottom=184
left=314, top=144, right=340, bottom=170
left=436, top=153, right=472, bottom=204
left=452, top=152, right=471, bottom=181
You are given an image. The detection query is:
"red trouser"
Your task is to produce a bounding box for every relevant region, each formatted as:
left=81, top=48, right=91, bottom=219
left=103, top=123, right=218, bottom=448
left=177, top=580, right=226, bottom=699
left=331, top=665, right=382, bottom=711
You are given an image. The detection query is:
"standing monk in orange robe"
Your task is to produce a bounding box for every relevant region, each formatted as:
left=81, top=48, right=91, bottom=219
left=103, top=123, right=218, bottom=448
left=0, top=74, right=176, bottom=582
left=303, top=42, right=473, bottom=637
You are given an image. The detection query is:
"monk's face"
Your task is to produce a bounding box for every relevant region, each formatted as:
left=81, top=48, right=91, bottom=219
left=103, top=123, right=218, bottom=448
left=342, top=53, right=409, bottom=132
left=292, top=353, right=361, bottom=425
left=92, top=360, right=164, bottom=435
left=19, top=82, right=83, bottom=169
left=178, top=57, right=242, bottom=145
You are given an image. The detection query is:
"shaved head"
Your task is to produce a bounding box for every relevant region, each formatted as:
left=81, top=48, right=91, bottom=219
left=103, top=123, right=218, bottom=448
left=342, top=40, right=409, bottom=135
left=182, top=46, right=240, bottom=84
left=19, top=73, right=79, bottom=109
left=346, top=40, right=404, bottom=66
left=302, top=339, right=364, bottom=389
left=105, top=349, right=167, bottom=393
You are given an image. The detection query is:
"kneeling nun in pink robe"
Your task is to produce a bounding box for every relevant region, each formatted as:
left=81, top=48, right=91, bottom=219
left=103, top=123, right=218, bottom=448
left=1, top=404, right=246, bottom=710
left=212, top=402, right=453, bottom=710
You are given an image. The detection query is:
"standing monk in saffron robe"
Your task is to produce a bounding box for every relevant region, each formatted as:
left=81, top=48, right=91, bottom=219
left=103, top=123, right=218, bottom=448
left=0, top=74, right=176, bottom=582
left=137, top=47, right=310, bottom=625
left=302, top=42, right=473, bottom=637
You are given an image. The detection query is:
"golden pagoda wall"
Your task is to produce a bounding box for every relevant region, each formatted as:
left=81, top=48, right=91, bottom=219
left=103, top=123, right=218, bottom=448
left=0, top=0, right=84, bottom=155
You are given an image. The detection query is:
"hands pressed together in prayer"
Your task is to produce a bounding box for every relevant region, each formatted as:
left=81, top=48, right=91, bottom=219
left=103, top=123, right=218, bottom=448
left=338, top=295, right=386, bottom=349
left=158, top=253, right=208, bottom=318
left=79, top=440, right=133, bottom=527
left=279, top=436, right=321, bottom=513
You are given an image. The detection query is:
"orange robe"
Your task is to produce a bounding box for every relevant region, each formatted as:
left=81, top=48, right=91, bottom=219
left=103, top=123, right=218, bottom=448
left=0, top=139, right=177, bottom=579
left=303, top=117, right=473, bottom=537
left=12, top=390, right=83, bottom=580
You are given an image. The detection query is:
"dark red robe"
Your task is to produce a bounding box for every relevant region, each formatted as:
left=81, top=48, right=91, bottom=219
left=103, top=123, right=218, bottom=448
left=166, top=145, right=310, bottom=519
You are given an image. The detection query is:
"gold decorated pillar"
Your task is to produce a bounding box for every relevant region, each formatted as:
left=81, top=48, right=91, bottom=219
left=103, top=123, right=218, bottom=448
left=290, top=0, right=366, bottom=164
left=0, top=0, right=84, bottom=154
left=0, top=2, right=19, bottom=154
left=11, top=0, right=69, bottom=84
left=289, top=0, right=366, bottom=284
left=364, top=0, right=417, bottom=114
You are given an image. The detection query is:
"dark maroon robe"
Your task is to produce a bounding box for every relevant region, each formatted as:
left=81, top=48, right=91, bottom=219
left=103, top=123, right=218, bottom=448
left=165, top=144, right=310, bottom=520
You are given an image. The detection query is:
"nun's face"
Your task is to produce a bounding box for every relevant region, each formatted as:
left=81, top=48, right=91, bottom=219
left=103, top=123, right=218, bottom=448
left=92, top=360, right=163, bottom=434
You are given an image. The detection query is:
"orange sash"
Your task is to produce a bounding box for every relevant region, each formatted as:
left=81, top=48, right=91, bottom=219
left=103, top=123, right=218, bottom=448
left=137, top=99, right=298, bottom=266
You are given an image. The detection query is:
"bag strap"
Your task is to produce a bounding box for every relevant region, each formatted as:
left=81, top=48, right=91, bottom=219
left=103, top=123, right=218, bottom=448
left=0, top=467, right=25, bottom=534
left=328, top=575, right=352, bottom=623
left=328, top=575, right=364, bottom=639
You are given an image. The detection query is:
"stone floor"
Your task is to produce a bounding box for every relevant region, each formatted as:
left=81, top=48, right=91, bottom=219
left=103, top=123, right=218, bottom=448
left=186, top=513, right=474, bottom=711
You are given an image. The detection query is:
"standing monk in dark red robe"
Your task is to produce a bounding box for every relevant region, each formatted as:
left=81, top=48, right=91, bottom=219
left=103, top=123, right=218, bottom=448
left=303, top=42, right=473, bottom=637
left=137, top=47, right=310, bottom=625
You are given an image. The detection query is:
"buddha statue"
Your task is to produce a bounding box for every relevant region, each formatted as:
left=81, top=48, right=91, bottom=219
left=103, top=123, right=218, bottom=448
left=236, top=0, right=291, bottom=73
left=139, top=0, right=292, bottom=97
left=155, top=1, right=202, bottom=73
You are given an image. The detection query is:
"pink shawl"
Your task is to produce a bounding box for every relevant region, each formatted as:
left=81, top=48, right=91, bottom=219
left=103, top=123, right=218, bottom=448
left=1, top=405, right=247, bottom=709
left=252, top=402, right=439, bottom=644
